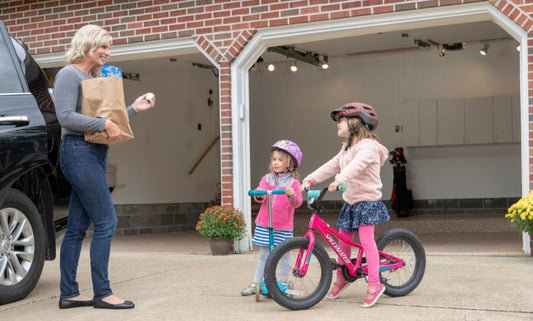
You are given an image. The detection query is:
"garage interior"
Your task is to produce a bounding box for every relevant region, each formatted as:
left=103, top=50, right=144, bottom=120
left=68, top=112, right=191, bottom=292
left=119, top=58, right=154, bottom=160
left=49, top=18, right=522, bottom=241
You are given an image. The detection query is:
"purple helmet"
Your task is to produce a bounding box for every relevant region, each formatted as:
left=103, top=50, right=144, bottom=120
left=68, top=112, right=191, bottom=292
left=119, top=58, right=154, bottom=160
left=271, top=140, right=302, bottom=168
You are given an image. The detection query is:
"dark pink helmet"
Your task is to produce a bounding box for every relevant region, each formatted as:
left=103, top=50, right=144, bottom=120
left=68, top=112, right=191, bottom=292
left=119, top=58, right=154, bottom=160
left=331, top=102, right=379, bottom=130
left=271, top=140, right=302, bottom=168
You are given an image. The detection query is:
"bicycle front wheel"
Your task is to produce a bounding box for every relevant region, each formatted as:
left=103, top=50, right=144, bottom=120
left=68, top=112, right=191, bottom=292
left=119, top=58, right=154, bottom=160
left=376, top=228, right=426, bottom=297
left=264, top=237, right=332, bottom=310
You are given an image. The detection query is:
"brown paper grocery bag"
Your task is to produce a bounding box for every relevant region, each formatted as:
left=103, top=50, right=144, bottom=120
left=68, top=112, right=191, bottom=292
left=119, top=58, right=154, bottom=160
left=80, top=77, right=134, bottom=145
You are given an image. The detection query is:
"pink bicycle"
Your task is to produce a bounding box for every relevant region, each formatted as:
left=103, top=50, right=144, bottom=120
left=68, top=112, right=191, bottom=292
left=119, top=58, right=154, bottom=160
left=263, top=186, right=426, bottom=310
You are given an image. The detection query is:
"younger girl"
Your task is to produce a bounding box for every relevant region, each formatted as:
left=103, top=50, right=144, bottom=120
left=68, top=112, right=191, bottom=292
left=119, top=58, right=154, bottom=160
left=241, top=140, right=303, bottom=296
left=301, top=103, right=390, bottom=308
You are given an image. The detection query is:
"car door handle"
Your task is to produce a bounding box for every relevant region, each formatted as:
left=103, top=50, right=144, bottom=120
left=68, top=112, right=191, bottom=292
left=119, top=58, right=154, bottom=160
left=0, top=116, right=30, bottom=126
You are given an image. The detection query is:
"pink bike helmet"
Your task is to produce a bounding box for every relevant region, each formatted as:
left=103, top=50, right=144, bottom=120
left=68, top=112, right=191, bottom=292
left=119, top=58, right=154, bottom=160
left=330, top=102, right=379, bottom=130
left=271, top=140, right=303, bottom=168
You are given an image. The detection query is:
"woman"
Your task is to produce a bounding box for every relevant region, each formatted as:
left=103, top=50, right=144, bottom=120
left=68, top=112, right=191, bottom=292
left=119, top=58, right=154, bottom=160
left=53, top=24, right=155, bottom=310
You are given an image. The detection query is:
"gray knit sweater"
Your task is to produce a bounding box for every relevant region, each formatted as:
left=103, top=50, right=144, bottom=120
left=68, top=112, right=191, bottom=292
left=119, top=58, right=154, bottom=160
left=53, top=65, right=136, bottom=138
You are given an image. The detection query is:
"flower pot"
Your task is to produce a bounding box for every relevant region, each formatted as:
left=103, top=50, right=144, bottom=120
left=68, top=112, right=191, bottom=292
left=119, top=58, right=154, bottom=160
left=209, top=238, right=233, bottom=255
left=530, top=234, right=533, bottom=257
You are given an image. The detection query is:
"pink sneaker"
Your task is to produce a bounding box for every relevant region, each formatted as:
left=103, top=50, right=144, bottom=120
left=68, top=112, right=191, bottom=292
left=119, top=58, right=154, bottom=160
left=325, top=278, right=350, bottom=300
left=361, top=284, right=385, bottom=308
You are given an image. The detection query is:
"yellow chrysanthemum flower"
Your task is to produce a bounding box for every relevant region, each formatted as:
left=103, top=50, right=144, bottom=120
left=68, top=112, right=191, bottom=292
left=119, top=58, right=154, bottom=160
left=506, top=192, right=533, bottom=234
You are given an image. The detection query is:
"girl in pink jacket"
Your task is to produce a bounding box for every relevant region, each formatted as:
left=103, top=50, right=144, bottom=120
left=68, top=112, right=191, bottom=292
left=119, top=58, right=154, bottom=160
left=301, top=103, right=390, bottom=308
left=241, top=140, right=303, bottom=297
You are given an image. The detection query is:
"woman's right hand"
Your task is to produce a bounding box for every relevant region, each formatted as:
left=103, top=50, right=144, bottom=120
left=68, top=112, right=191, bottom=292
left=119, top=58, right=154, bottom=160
left=104, top=119, right=121, bottom=141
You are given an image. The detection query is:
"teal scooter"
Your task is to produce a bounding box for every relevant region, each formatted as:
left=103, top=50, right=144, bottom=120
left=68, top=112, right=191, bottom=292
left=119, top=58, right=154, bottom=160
left=248, top=189, right=288, bottom=302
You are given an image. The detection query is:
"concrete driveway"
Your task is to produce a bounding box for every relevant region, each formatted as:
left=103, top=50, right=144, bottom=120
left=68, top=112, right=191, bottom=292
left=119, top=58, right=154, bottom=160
left=1, top=231, right=532, bottom=321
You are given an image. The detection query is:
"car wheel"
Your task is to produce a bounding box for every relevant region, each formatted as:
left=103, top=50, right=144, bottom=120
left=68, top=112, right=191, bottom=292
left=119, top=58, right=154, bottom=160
left=0, top=188, right=46, bottom=305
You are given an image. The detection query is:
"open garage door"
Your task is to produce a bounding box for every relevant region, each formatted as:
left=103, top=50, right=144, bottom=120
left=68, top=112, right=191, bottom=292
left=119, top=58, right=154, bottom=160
left=232, top=4, right=528, bottom=252
left=39, top=39, right=222, bottom=235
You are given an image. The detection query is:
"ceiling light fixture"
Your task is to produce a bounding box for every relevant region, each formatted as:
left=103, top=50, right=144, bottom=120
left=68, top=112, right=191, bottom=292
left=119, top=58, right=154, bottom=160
left=436, top=42, right=465, bottom=57
left=268, top=46, right=329, bottom=69
left=290, top=62, right=298, bottom=72
left=516, top=45, right=520, bottom=52
left=480, top=44, right=489, bottom=56
left=438, top=46, right=446, bottom=57
left=267, top=64, right=275, bottom=71
left=318, top=54, right=329, bottom=69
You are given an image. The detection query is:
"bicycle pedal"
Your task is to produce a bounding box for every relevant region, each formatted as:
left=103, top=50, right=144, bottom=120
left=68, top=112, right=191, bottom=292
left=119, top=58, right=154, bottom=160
left=330, top=258, right=340, bottom=270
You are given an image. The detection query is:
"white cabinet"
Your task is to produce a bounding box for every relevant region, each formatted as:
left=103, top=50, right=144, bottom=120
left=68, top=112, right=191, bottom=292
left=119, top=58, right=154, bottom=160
left=419, top=100, right=437, bottom=146
left=400, top=95, right=519, bottom=147
left=437, top=99, right=464, bottom=145
left=399, top=101, right=419, bottom=146
left=464, top=97, right=492, bottom=144
left=492, top=95, right=513, bottom=143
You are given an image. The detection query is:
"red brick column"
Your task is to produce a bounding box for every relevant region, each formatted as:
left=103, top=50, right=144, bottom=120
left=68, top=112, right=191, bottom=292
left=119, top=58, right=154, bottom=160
left=218, top=61, right=233, bottom=206
left=194, top=30, right=256, bottom=205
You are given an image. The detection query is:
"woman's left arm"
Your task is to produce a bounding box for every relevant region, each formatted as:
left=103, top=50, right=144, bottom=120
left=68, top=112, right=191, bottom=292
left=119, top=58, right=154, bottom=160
left=127, top=93, right=156, bottom=118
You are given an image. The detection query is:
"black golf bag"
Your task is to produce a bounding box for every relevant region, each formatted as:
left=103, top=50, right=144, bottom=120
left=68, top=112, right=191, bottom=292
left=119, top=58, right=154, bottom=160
left=390, top=147, right=413, bottom=217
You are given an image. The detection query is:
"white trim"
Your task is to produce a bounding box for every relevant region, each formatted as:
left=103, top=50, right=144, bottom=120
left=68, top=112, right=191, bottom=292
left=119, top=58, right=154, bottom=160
left=487, top=4, right=530, bottom=255
left=33, top=37, right=219, bottom=68
left=232, top=68, right=252, bottom=252
left=231, top=2, right=529, bottom=252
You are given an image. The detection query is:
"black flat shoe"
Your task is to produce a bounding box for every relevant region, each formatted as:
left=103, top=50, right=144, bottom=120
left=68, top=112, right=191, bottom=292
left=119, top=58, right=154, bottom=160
left=93, top=299, right=135, bottom=309
left=58, top=298, right=94, bottom=309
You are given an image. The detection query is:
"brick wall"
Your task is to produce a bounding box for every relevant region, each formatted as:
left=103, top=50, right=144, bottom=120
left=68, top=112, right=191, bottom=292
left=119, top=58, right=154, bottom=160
left=1, top=0, right=532, bottom=206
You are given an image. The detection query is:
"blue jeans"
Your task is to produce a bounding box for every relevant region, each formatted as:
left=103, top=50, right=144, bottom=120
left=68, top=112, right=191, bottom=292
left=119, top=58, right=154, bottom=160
left=59, top=135, right=116, bottom=300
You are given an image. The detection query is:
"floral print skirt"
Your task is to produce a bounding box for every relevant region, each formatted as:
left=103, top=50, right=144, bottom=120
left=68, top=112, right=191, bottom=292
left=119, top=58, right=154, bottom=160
left=337, top=200, right=390, bottom=232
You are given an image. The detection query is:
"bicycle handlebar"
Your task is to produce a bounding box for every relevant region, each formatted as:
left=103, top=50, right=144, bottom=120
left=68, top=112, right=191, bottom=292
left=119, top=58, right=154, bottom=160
left=307, top=184, right=346, bottom=198
left=248, top=189, right=286, bottom=196
left=307, top=190, right=321, bottom=199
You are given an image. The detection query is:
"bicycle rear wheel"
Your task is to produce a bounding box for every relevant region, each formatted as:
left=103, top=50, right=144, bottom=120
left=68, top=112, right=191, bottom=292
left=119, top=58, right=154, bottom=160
left=376, top=228, right=426, bottom=297
left=264, top=237, right=332, bottom=310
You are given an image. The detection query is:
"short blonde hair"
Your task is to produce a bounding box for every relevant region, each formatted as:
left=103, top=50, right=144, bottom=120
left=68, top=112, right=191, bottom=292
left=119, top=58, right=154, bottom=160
left=64, top=24, right=111, bottom=67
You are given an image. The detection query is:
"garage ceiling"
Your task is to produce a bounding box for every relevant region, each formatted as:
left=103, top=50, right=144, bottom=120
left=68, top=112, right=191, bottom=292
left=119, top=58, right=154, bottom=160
left=117, top=20, right=513, bottom=74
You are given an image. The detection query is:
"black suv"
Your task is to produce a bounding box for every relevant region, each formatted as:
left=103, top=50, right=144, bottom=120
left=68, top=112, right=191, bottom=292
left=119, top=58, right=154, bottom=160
left=0, top=20, right=71, bottom=304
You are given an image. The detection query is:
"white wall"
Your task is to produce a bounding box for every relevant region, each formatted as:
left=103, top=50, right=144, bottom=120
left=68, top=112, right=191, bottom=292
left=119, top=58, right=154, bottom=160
left=108, top=63, right=220, bottom=204
left=105, top=40, right=520, bottom=205
left=249, top=40, right=520, bottom=200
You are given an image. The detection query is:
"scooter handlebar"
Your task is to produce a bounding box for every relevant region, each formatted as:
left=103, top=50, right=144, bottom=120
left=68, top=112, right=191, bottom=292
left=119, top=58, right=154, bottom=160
left=248, top=189, right=286, bottom=196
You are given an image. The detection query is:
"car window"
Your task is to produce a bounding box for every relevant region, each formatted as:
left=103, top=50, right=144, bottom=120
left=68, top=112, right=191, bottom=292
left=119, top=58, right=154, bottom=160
left=0, top=34, right=24, bottom=93
left=11, top=38, right=27, bottom=74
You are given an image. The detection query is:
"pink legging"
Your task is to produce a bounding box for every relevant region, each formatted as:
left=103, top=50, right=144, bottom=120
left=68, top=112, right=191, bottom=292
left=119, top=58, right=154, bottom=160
left=337, top=225, right=380, bottom=285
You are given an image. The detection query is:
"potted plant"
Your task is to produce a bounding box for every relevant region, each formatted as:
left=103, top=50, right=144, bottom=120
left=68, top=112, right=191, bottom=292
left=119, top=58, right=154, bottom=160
left=506, top=192, right=533, bottom=235
left=195, top=205, right=246, bottom=255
